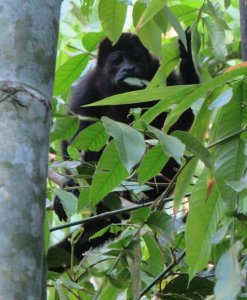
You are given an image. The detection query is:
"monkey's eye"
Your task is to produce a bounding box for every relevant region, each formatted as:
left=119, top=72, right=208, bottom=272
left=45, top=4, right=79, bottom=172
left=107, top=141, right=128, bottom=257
left=110, top=53, right=123, bottom=65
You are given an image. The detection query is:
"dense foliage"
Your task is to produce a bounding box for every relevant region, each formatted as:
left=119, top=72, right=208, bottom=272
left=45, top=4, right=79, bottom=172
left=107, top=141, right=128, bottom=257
left=46, top=0, right=247, bottom=299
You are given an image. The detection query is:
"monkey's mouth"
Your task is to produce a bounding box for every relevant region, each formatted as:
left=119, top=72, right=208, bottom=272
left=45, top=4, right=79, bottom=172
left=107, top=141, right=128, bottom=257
left=119, top=77, right=149, bottom=88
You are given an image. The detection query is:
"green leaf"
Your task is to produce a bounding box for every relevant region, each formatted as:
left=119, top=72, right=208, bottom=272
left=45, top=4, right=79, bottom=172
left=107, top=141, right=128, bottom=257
left=148, top=125, right=185, bottom=164
left=147, top=211, right=174, bottom=240
left=173, top=86, right=216, bottom=209
left=213, top=83, right=246, bottom=213
left=98, top=0, right=127, bottom=44
left=81, top=0, right=96, bottom=16
left=185, top=171, right=223, bottom=281
left=90, top=141, right=129, bottom=206
left=50, top=116, right=79, bottom=142
left=102, top=117, right=146, bottom=173
left=53, top=189, right=78, bottom=218
left=67, top=145, right=80, bottom=161
left=164, top=66, right=247, bottom=131
left=133, top=1, right=162, bottom=56
left=109, top=268, right=130, bottom=288
left=135, top=86, right=195, bottom=128
left=163, top=5, right=187, bottom=51
left=82, top=32, right=105, bottom=52
left=209, top=87, right=233, bottom=110
left=54, top=54, right=89, bottom=96
left=131, top=207, right=151, bottom=223
left=55, top=280, right=68, bottom=300
left=214, top=241, right=242, bottom=300
left=72, top=122, right=109, bottom=151
left=164, top=274, right=214, bottom=298
left=153, top=9, right=168, bottom=34
left=59, top=278, right=83, bottom=290
left=226, top=178, right=247, bottom=193
left=143, top=232, right=164, bottom=276
left=86, top=85, right=194, bottom=107
left=173, top=131, right=212, bottom=168
left=136, top=0, right=167, bottom=30
left=173, top=157, right=198, bottom=211
left=149, top=41, right=179, bottom=88
left=204, top=17, right=227, bottom=61
left=138, top=144, right=169, bottom=183
left=90, top=225, right=111, bottom=239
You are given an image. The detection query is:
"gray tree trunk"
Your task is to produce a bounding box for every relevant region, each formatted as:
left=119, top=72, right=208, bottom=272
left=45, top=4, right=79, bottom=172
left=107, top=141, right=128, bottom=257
left=240, top=0, right=247, bottom=61
left=0, top=1, right=61, bottom=299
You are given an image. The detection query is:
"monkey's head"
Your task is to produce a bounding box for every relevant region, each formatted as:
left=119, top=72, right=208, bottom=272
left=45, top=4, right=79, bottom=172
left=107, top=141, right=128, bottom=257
left=97, top=33, right=159, bottom=92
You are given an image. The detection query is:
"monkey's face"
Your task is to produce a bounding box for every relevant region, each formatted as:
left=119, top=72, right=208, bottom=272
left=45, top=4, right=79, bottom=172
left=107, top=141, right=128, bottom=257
left=103, top=50, right=150, bottom=90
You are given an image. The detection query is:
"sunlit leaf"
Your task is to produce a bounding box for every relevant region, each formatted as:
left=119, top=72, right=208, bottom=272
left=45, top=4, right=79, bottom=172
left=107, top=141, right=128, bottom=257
left=98, top=0, right=127, bottom=44
left=143, top=232, right=164, bottom=276
left=173, top=130, right=212, bottom=168
left=102, top=117, right=146, bottom=172
left=148, top=125, right=185, bottom=164
left=54, top=54, right=89, bottom=96
left=133, top=1, right=162, bottom=56
left=213, top=83, right=246, bottom=213
left=138, top=144, right=169, bottom=183
left=185, top=171, right=223, bottom=281
left=53, top=189, right=78, bottom=218
left=214, top=241, right=242, bottom=300
left=90, top=141, right=129, bottom=206
left=72, top=121, right=109, bottom=151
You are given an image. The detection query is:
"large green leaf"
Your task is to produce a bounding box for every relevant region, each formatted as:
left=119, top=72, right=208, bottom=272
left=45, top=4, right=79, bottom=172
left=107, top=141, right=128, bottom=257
left=133, top=1, right=162, bottom=56
left=136, top=0, right=167, bottom=30
left=213, top=82, right=247, bottom=213
left=173, top=86, right=221, bottom=210
left=86, top=85, right=195, bottom=106
left=138, top=144, right=169, bottom=183
left=148, top=125, right=185, bottom=164
left=173, top=130, right=212, bottom=168
left=54, top=54, right=89, bottom=96
left=164, top=66, right=247, bottom=131
left=102, top=117, right=146, bottom=172
left=214, top=241, right=242, bottom=300
left=82, top=32, right=105, bottom=52
left=204, top=17, right=227, bottom=61
left=173, top=157, right=198, bottom=212
left=50, top=116, right=79, bottom=142
left=135, top=86, right=195, bottom=128
left=149, top=41, right=179, bottom=88
left=185, top=170, right=223, bottom=281
left=143, top=232, right=164, bottom=276
left=98, top=0, right=127, bottom=44
left=53, top=189, right=78, bottom=218
left=147, top=211, right=174, bottom=240
left=163, top=5, right=187, bottom=50
left=153, top=8, right=168, bottom=34
left=72, top=122, right=109, bottom=151
left=90, top=141, right=129, bottom=206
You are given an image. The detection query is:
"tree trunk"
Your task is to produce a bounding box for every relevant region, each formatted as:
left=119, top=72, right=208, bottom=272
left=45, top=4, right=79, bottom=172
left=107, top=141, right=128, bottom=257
left=0, top=1, right=61, bottom=299
left=240, top=0, right=247, bottom=61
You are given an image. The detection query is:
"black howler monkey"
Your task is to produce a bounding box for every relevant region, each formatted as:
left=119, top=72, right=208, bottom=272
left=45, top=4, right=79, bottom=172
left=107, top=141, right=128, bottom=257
left=49, top=31, right=199, bottom=269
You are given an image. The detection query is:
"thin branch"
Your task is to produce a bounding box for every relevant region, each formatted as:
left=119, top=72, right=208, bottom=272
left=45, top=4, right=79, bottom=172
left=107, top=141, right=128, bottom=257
left=139, top=250, right=186, bottom=298
left=50, top=194, right=190, bottom=232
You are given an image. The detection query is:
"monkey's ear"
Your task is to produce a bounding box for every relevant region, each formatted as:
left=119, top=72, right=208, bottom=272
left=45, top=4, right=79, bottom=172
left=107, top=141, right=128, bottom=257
left=97, top=38, right=113, bottom=68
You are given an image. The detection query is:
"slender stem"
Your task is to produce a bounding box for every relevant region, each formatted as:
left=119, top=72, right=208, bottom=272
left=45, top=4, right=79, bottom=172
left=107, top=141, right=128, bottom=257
left=139, top=250, right=186, bottom=298
left=50, top=194, right=190, bottom=232
left=207, top=127, right=247, bottom=149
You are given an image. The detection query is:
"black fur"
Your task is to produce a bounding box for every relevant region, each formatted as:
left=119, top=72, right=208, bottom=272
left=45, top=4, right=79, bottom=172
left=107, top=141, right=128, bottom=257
left=49, top=31, right=199, bottom=270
